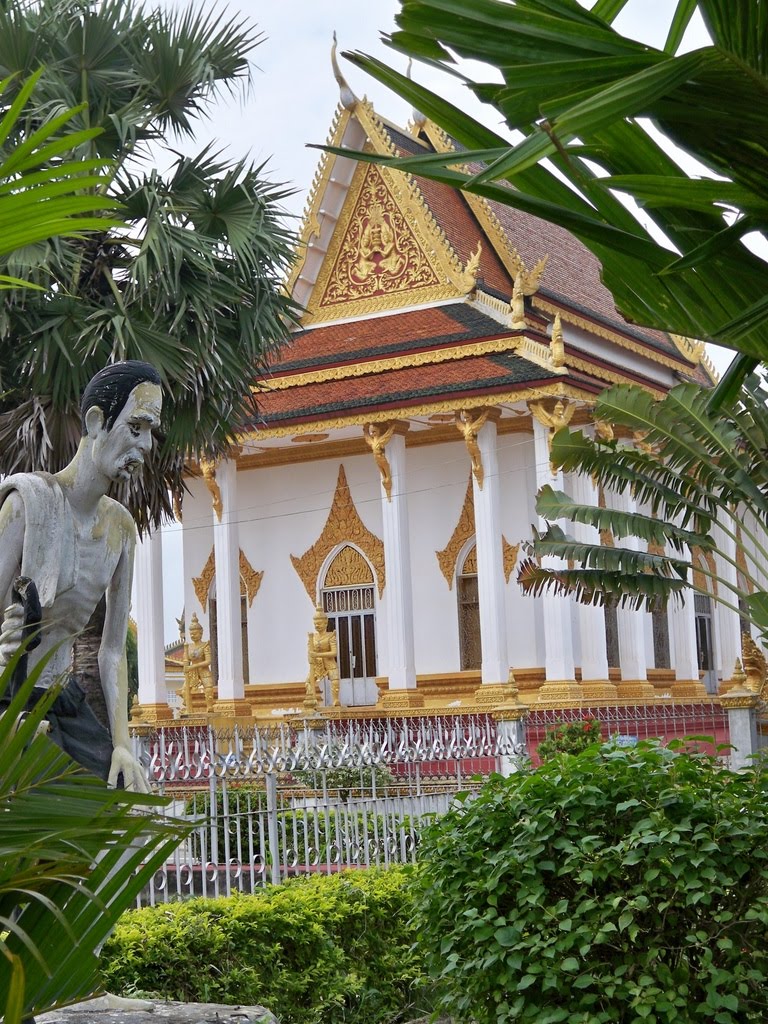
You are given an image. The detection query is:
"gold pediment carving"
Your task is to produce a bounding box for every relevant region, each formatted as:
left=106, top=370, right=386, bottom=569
left=192, top=548, right=263, bottom=611
left=291, top=464, right=385, bottom=600
left=436, top=475, right=519, bottom=588
left=325, top=545, right=375, bottom=588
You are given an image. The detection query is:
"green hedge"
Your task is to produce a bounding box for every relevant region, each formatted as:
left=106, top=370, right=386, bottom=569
left=100, top=867, right=432, bottom=1024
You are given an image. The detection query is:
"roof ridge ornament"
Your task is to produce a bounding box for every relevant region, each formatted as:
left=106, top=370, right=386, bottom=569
left=331, top=32, right=357, bottom=111
left=508, top=252, right=548, bottom=328
left=407, top=59, right=427, bottom=135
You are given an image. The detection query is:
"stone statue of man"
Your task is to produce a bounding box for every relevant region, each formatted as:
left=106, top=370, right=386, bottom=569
left=0, top=360, right=163, bottom=792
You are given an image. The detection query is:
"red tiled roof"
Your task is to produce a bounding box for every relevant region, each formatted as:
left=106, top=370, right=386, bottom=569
left=266, top=304, right=515, bottom=376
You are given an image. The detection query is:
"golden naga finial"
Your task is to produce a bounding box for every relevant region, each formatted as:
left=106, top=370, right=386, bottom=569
left=594, top=419, right=614, bottom=442
left=741, top=633, right=767, bottom=696
left=457, top=241, right=482, bottom=294
left=331, top=31, right=357, bottom=110
left=199, top=457, right=223, bottom=522
left=507, top=251, right=548, bottom=328
left=550, top=313, right=565, bottom=367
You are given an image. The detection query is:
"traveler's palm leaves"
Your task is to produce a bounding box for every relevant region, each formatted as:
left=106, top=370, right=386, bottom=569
left=337, top=0, right=767, bottom=392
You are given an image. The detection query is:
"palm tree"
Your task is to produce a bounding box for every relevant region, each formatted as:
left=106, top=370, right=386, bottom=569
left=336, top=0, right=767, bottom=404
left=0, top=0, right=299, bottom=529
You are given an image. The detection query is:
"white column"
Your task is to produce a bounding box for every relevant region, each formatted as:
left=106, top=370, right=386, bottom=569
left=568, top=471, right=609, bottom=682
left=671, top=587, right=700, bottom=681
left=474, top=417, right=508, bottom=685
left=135, top=527, right=168, bottom=708
left=531, top=418, right=576, bottom=683
left=713, top=519, right=743, bottom=686
left=381, top=432, right=416, bottom=690
left=213, top=458, right=244, bottom=702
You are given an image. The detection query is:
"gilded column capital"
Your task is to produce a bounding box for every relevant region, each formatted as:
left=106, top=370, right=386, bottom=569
left=455, top=407, right=499, bottom=490
left=199, top=457, right=223, bottom=522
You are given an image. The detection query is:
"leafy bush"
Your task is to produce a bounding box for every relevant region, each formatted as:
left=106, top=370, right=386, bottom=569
left=101, top=867, right=433, bottom=1024
left=536, top=718, right=602, bottom=761
left=411, top=741, right=768, bottom=1024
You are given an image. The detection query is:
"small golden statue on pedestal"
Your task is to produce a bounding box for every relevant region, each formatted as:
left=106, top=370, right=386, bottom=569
left=182, top=613, right=216, bottom=714
left=306, top=605, right=341, bottom=710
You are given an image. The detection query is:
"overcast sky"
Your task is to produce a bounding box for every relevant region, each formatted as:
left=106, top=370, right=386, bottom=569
left=153, top=1, right=731, bottom=641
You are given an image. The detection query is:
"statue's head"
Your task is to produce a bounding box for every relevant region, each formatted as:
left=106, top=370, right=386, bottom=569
left=189, top=613, right=203, bottom=641
left=313, top=606, right=328, bottom=630
left=81, top=361, right=162, bottom=482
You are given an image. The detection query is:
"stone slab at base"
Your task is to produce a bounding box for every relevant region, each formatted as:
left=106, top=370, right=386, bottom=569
left=211, top=698, right=253, bottom=718
left=378, top=688, right=425, bottom=710
left=38, top=995, right=277, bottom=1023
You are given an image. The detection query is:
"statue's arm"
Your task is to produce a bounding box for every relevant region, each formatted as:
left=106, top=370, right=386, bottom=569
left=101, top=525, right=148, bottom=792
left=0, top=494, right=26, bottom=664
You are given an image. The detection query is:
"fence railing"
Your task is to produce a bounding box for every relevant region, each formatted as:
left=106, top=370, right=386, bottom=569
left=132, top=704, right=730, bottom=905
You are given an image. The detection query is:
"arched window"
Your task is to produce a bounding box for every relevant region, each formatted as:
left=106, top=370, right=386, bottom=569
left=457, top=544, right=481, bottom=671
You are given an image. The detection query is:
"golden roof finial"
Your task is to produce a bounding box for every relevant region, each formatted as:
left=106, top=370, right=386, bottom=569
left=331, top=32, right=357, bottom=110
left=550, top=313, right=565, bottom=367
left=407, top=58, right=427, bottom=133
left=457, top=241, right=482, bottom=294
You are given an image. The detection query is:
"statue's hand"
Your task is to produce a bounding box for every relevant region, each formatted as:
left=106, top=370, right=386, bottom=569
left=108, top=744, right=150, bottom=793
left=0, top=601, right=25, bottom=666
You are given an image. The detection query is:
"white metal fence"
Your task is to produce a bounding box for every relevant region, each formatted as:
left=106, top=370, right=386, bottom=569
left=132, top=714, right=519, bottom=905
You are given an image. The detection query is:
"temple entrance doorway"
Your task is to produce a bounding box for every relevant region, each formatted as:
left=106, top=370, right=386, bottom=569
left=322, top=586, right=378, bottom=705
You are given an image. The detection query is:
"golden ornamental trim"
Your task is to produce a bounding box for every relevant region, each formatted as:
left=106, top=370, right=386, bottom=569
left=503, top=539, right=520, bottom=582
left=238, top=382, right=589, bottom=442
left=436, top=474, right=518, bottom=587
left=191, top=548, right=263, bottom=611
left=258, top=330, right=523, bottom=392
left=240, top=550, right=263, bottom=607
left=192, top=549, right=216, bottom=611
left=291, top=464, right=386, bottom=600
left=437, top=475, right=475, bottom=588
left=533, top=297, right=695, bottom=374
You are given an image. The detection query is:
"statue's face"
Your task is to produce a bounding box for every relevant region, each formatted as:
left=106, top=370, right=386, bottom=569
left=92, top=382, right=162, bottom=483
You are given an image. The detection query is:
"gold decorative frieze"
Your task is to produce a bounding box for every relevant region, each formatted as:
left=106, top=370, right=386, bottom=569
left=503, top=539, right=520, bottom=582
left=291, top=464, right=386, bottom=600
left=324, top=545, right=375, bottom=588
left=239, top=551, right=264, bottom=607
left=437, top=476, right=475, bottom=588
left=437, top=475, right=519, bottom=587
left=308, top=161, right=456, bottom=323
left=191, top=548, right=263, bottom=611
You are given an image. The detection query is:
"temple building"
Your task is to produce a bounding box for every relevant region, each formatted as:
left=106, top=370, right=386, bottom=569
left=132, top=71, right=741, bottom=727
